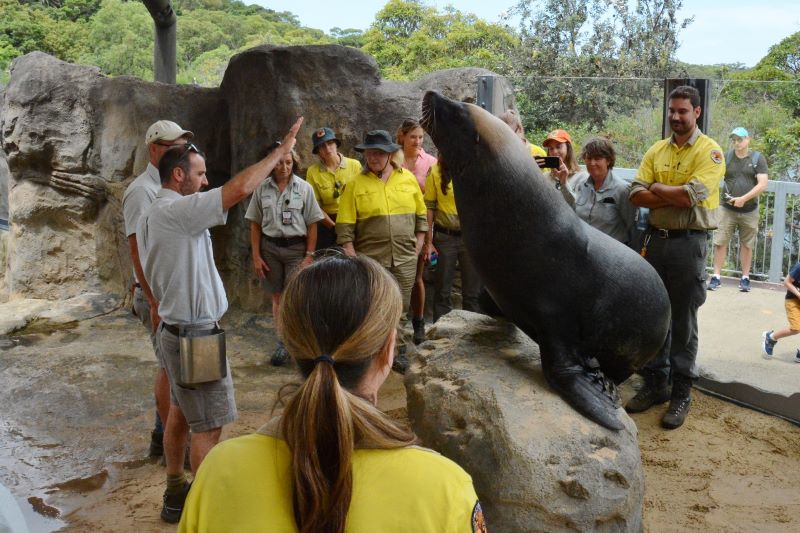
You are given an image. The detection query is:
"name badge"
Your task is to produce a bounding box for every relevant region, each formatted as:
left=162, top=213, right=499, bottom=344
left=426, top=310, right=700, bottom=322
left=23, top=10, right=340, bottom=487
left=282, top=210, right=293, bottom=225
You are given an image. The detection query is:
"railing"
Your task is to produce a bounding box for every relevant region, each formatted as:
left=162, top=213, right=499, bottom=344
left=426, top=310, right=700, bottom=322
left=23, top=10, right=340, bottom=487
left=615, top=168, right=799, bottom=282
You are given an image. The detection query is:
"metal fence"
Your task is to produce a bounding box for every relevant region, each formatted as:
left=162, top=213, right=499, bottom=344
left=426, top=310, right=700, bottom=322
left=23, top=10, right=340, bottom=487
left=616, top=168, right=799, bottom=282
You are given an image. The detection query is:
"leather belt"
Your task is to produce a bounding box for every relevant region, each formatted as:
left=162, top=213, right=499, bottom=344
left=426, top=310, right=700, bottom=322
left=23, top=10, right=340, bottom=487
left=436, top=226, right=462, bottom=237
left=651, top=227, right=708, bottom=239
left=162, top=322, right=181, bottom=336
left=263, top=235, right=307, bottom=247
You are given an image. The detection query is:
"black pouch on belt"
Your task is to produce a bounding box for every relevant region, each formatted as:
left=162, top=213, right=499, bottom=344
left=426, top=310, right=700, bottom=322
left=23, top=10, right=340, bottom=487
left=178, top=326, right=227, bottom=387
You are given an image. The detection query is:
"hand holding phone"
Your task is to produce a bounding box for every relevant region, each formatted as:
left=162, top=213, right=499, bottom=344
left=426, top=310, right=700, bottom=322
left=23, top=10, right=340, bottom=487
left=535, top=156, right=561, bottom=169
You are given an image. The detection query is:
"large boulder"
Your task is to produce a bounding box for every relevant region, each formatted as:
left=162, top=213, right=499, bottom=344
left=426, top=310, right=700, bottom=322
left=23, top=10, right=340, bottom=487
left=406, top=311, right=644, bottom=532
left=217, top=45, right=508, bottom=308
left=0, top=52, right=226, bottom=302
left=0, top=46, right=513, bottom=311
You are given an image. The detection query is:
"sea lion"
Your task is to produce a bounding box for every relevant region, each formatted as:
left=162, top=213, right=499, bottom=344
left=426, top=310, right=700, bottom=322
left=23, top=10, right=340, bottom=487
left=421, top=91, right=670, bottom=430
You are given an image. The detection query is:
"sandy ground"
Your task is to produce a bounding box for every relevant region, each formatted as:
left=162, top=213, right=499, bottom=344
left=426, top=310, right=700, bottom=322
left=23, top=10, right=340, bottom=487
left=1, top=308, right=798, bottom=533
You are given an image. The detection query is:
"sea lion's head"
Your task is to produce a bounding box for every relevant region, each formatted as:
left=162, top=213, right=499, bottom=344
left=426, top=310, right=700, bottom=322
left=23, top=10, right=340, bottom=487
left=421, top=91, right=537, bottom=188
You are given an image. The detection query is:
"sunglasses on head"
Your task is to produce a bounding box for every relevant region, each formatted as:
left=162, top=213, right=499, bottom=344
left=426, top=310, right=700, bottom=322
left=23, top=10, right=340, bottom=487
left=176, top=142, right=204, bottom=161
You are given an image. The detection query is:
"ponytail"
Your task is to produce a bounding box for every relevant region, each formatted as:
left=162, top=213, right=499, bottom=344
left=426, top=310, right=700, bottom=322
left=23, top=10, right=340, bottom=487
left=278, top=256, right=417, bottom=533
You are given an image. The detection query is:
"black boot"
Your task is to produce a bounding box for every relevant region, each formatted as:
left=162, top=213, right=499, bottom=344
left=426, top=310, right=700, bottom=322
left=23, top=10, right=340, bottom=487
left=392, top=344, right=409, bottom=374
left=661, top=375, right=693, bottom=429
left=412, top=317, right=425, bottom=345
left=625, top=373, right=671, bottom=413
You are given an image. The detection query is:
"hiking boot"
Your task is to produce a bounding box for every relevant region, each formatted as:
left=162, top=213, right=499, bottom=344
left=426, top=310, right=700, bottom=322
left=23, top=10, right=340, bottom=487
left=794, top=349, right=800, bottom=363
left=739, top=277, right=751, bottom=292
left=707, top=276, right=721, bottom=291
left=412, top=317, right=426, bottom=345
left=392, top=345, right=409, bottom=374
left=160, top=481, right=191, bottom=524
left=661, top=376, right=693, bottom=429
left=625, top=379, right=670, bottom=413
left=762, top=330, right=776, bottom=359
left=270, top=341, right=289, bottom=366
left=149, top=430, right=164, bottom=458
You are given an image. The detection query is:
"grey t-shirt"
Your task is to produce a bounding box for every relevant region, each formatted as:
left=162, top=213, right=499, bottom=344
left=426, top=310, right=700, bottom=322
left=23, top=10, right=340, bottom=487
left=722, top=151, right=768, bottom=213
left=137, top=187, right=229, bottom=325
left=244, top=175, right=324, bottom=238
left=572, top=170, right=636, bottom=244
left=122, top=163, right=161, bottom=282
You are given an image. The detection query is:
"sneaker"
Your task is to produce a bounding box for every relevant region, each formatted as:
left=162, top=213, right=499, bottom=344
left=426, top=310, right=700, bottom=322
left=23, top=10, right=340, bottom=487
left=739, top=277, right=751, bottom=292
left=160, top=481, right=191, bottom=524
left=661, top=376, right=693, bottom=429
left=762, top=330, right=776, bottom=359
left=707, top=276, right=721, bottom=291
left=270, top=341, right=289, bottom=366
left=795, top=349, right=800, bottom=363
left=624, top=382, right=671, bottom=413
left=148, top=430, right=164, bottom=458
left=412, top=318, right=426, bottom=345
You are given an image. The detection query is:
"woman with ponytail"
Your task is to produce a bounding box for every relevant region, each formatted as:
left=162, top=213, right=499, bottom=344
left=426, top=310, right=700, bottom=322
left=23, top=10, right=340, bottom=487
left=179, top=255, right=485, bottom=533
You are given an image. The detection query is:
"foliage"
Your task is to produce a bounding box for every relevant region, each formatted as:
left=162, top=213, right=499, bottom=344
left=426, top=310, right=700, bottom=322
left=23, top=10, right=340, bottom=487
left=505, top=0, right=692, bottom=132
left=362, top=0, right=517, bottom=80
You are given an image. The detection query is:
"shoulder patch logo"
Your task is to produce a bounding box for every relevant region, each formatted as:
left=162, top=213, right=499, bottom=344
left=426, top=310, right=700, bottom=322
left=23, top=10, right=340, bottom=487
left=711, top=150, right=723, bottom=164
left=472, top=501, right=487, bottom=533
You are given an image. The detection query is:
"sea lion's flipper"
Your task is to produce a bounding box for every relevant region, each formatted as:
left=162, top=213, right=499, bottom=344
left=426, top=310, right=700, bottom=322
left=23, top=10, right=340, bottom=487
left=542, top=356, right=625, bottom=431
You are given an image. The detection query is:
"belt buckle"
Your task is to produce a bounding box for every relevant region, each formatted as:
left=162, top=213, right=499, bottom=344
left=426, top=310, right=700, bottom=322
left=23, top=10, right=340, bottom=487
left=657, top=228, right=670, bottom=239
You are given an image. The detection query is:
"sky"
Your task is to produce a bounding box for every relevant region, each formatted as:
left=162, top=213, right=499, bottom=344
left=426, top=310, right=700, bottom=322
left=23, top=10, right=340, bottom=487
left=253, top=0, right=800, bottom=67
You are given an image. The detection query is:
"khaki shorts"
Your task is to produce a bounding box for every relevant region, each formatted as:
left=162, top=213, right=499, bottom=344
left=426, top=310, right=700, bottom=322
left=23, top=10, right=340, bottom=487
left=260, top=238, right=305, bottom=294
left=713, top=208, right=759, bottom=249
left=132, top=287, right=163, bottom=368
left=786, top=299, right=800, bottom=331
left=157, top=324, right=238, bottom=433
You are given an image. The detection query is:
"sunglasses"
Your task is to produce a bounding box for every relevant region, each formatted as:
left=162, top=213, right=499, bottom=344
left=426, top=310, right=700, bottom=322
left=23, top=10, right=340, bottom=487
left=176, top=142, right=204, bottom=161
left=332, top=180, right=344, bottom=199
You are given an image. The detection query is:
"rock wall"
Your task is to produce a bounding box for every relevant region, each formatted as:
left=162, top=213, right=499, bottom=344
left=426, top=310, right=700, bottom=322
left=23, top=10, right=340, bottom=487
left=0, top=46, right=513, bottom=310
left=406, top=311, right=645, bottom=532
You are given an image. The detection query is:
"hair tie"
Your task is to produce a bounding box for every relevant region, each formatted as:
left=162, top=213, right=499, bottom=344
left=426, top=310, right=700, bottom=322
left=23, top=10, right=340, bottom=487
left=313, top=354, right=335, bottom=366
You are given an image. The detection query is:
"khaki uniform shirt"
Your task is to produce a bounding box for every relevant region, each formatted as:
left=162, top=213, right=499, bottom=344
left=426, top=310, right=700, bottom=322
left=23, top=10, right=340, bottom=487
left=630, top=128, right=724, bottom=230
left=244, top=175, right=324, bottom=238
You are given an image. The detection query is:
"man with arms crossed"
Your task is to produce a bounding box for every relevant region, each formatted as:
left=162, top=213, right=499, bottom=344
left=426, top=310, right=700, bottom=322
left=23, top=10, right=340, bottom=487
left=122, top=120, right=191, bottom=458
left=707, top=127, right=768, bottom=292
left=626, top=86, right=724, bottom=429
left=138, top=117, right=303, bottom=522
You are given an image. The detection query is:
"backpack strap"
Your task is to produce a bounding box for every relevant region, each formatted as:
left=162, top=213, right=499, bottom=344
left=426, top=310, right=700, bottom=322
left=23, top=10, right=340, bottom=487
left=750, top=151, right=761, bottom=171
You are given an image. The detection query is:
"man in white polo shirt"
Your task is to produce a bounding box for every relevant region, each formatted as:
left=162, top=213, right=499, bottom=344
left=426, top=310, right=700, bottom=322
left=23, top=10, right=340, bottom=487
left=138, top=117, right=303, bottom=523
left=122, top=120, right=192, bottom=460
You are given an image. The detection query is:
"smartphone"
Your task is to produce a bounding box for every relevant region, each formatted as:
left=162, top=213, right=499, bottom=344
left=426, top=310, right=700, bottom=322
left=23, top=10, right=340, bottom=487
left=535, top=156, right=561, bottom=169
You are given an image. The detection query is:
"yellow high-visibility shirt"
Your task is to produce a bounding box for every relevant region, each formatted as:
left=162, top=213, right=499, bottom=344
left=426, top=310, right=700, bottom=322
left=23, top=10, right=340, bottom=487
left=424, top=163, right=461, bottom=230
left=305, top=156, right=362, bottom=215
left=336, top=167, right=428, bottom=267
left=179, top=433, right=481, bottom=533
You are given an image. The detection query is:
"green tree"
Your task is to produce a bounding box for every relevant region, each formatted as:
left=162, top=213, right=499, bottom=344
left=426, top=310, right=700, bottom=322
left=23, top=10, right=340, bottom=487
left=363, top=0, right=516, bottom=80
left=84, top=0, right=153, bottom=79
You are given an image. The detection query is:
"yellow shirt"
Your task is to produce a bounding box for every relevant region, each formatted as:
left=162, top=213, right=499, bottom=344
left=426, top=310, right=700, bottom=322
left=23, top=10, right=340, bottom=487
left=305, top=156, right=362, bottom=215
left=424, top=163, right=461, bottom=230
left=630, top=128, right=724, bottom=230
left=336, top=167, right=428, bottom=267
left=528, top=142, right=547, bottom=158
left=179, top=433, right=480, bottom=533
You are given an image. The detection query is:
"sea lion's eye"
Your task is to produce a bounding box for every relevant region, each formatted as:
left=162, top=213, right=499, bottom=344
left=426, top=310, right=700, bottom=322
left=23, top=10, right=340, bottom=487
left=475, top=132, right=480, bottom=144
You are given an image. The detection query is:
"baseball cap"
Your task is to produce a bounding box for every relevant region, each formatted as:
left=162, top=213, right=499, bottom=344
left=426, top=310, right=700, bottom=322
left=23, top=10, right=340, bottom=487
left=730, top=127, right=749, bottom=138
left=542, top=129, right=573, bottom=147
left=145, top=120, right=193, bottom=145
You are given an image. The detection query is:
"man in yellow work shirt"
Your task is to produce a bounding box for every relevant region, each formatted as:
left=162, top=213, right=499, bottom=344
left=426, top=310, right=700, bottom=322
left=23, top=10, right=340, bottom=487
left=626, top=85, right=724, bottom=430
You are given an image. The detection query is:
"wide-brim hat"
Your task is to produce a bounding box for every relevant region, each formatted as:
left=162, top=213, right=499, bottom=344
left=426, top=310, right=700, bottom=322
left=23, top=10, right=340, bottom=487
left=354, top=130, right=401, bottom=153
left=542, top=129, right=572, bottom=147
left=145, top=120, right=193, bottom=144
left=311, top=127, right=341, bottom=154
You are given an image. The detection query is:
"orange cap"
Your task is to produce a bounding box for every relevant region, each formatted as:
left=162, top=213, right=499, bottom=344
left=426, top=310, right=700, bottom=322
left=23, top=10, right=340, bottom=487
left=542, top=129, right=572, bottom=147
